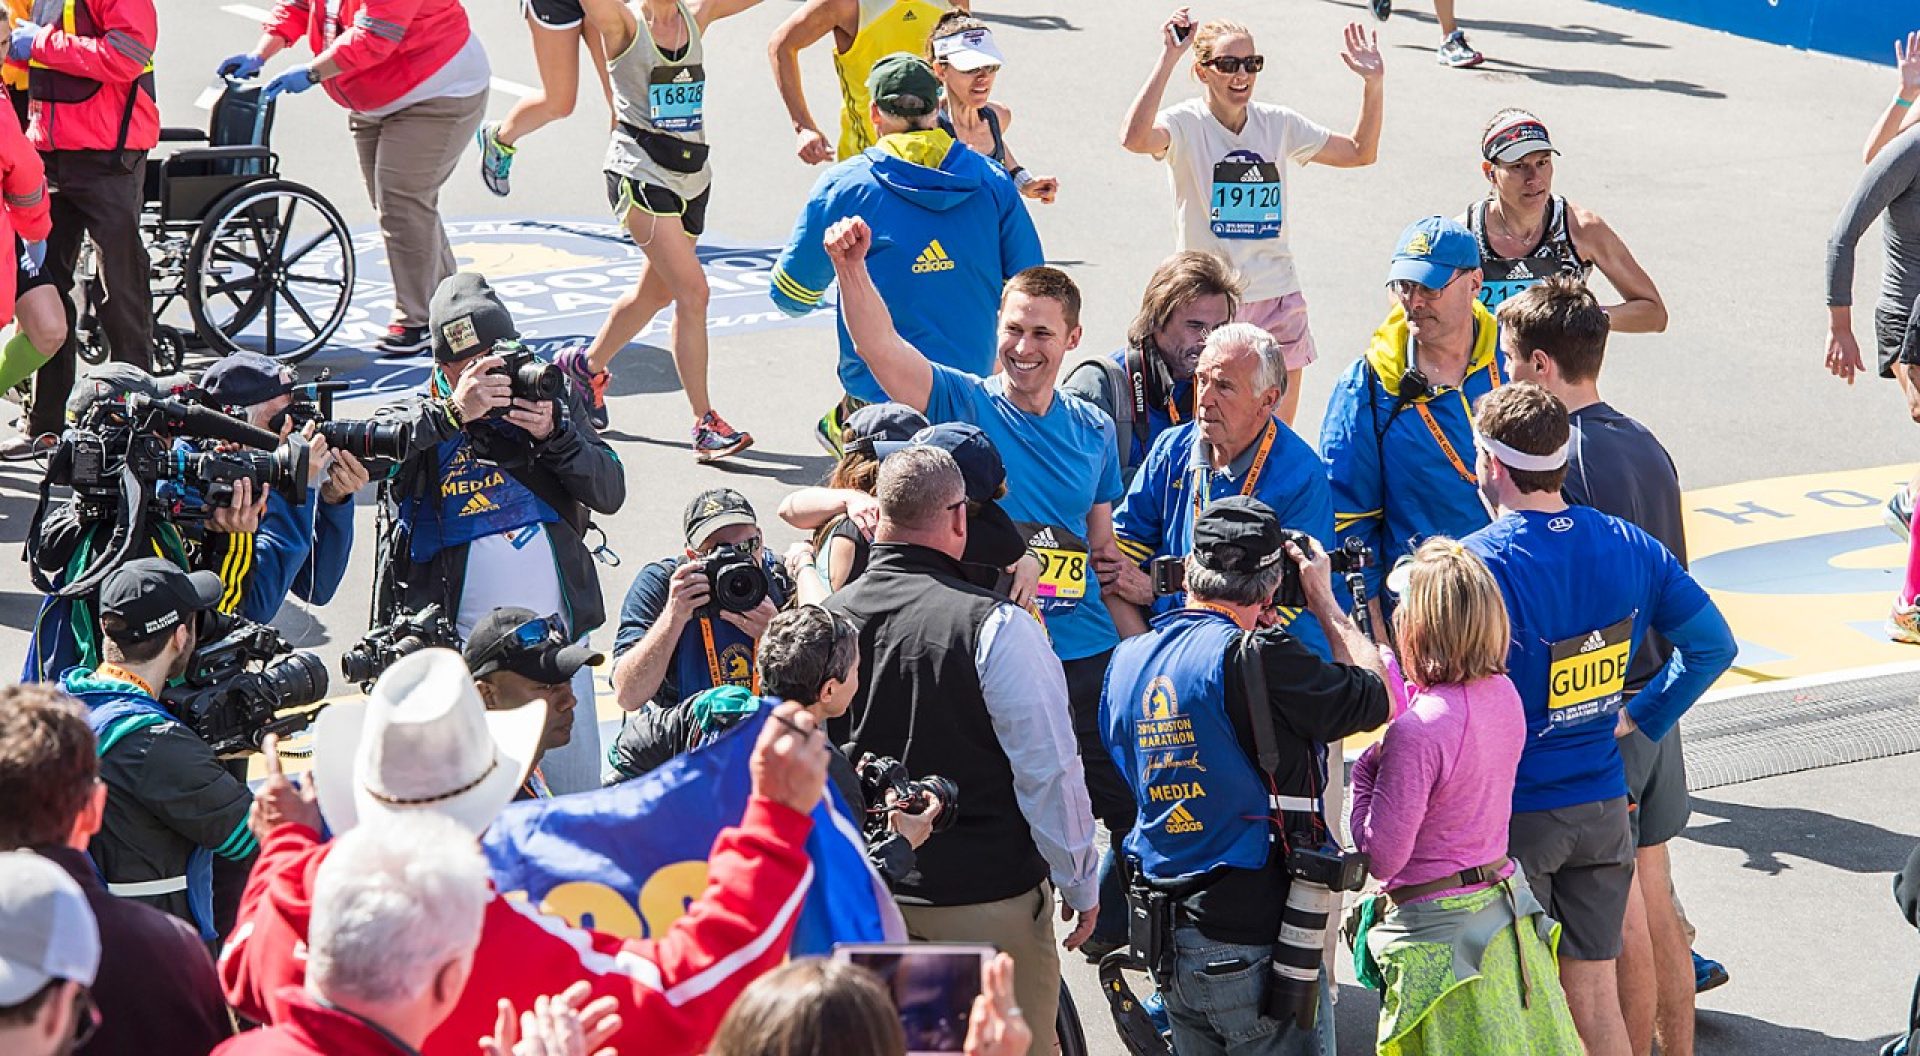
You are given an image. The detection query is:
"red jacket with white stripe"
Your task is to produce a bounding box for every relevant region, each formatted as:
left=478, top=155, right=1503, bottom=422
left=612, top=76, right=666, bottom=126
left=0, top=91, right=48, bottom=323
left=218, top=797, right=815, bottom=1056
left=21, top=0, right=158, bottom=152
left=263, top=0, right=471, bottom=114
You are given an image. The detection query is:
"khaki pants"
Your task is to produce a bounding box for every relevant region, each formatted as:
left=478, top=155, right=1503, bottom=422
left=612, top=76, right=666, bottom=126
left=900, top=883, right=1059, bottom=1056
left=349, top=91, right=487, bottom=328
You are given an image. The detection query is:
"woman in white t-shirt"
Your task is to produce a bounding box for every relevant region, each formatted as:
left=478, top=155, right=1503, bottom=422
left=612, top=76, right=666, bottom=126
left=1121, top=8, right=1383, bottom=425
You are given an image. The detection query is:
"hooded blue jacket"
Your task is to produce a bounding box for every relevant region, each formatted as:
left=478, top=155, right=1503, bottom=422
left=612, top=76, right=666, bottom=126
left=771, top=129, right=1043, bottom=404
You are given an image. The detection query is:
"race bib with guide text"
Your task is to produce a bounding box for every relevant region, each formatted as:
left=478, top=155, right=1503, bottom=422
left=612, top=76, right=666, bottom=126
left=1545, top=614, right=1635, bottom=731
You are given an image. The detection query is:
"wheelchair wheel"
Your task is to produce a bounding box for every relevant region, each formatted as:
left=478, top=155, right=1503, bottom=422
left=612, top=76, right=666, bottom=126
left=152, top=324, right=186, bottom=375
left=73, top=238, right=108, bottom=366
left=1057, top=977, right=1089, bottom=1056
left=186, top=178, right=354, bottom=365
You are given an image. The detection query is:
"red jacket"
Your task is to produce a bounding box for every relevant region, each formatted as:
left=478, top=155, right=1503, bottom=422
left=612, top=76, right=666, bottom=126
left=264, top=0, right=471, bottom=114
left=219, top=797, right=815, bottom=1056
left=22, top=0, right=158, bottom=152
left=0, top=90, right=47, bottom=324
left=215, top=988, right=409, bottom=1055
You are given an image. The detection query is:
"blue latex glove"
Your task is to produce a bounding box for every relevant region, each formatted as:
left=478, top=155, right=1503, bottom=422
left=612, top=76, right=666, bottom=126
left=22, top=240, right=43, bottom=271
left=216, top=52, right=265, bottom=80
left=261, top=65, right=317, bottom=101
left=7, top=24, right=40, bottom=63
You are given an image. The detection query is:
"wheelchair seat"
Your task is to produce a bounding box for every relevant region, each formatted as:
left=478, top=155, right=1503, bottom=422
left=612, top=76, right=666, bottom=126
left=152, top=83, right=279, bottom=221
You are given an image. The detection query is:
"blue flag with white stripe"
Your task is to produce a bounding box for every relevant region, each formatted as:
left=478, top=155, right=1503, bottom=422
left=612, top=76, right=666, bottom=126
left=481, top=701, right=902, bottom=953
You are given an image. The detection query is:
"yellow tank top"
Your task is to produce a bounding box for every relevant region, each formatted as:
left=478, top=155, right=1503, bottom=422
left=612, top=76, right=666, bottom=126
left=831, top=0, right=954, bottom=160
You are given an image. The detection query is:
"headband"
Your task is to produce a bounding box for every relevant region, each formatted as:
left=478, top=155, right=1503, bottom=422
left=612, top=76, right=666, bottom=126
left=1474, top=428, right=1567, bottom=472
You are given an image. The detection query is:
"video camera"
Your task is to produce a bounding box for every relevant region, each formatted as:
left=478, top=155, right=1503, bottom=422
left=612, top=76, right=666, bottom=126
left=281, top=371, right=413, bottom=463
left=854, top=753, right=959, bottom=839
left=165, top=611, right=329, bottom=759
left=698, top=543, right=771, bottom=617
left=339, top=603, right=461, bottom=689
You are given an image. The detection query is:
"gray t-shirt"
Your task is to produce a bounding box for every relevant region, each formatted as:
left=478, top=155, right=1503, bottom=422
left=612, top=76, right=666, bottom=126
left=1562, top=401, right=1685, bottom=692
left=1828, top=125, right=1920, bottom=316
left=606, top=0, right=711, bottom=199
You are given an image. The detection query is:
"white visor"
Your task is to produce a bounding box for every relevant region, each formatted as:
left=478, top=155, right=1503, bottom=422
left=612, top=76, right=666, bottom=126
left=933, top=28, right=1005, bottom=72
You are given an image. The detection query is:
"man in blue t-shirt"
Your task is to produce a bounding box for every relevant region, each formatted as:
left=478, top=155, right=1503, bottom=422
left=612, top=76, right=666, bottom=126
left=821, top=213, right=1138, bottom=860
left=1060, top=250, right=1240, bottom=486
left=1109, top=322, right=1334, bottom=658
left=1462, top=382, right=1734, bottom=1056
left=610, top=488, right=788, bottom=714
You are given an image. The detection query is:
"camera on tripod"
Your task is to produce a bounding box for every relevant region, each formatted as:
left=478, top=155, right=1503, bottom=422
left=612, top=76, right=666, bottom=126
left=487, top=341, right=566, bottom=412
left=340, top=603, right=461, bottom=688
left=698, top=543, right=771, bottom=617
left=854, top=753, right=959, bottom=838
left=1266, top=843, right=1368, bottom=1029
left=165, top=611, right=329, bottom=759
left=282, top=372, right=413, bottom=463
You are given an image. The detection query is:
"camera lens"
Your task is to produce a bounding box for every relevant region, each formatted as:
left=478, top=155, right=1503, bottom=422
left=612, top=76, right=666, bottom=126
left=513, top=361, right=566, bottom=402
left=260, top=651, right=328, bottom=709
left=319, top=420, right=412, bottom=461
left=711, top=562, right=768, bottom=614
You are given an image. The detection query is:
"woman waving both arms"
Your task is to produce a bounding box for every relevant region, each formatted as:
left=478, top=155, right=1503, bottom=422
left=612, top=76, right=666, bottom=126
left=1121, top=8, right=1383, bottom=426
left=925, top=13, right=1057, bottom=203
left=562, top=0, right=767, bottom=458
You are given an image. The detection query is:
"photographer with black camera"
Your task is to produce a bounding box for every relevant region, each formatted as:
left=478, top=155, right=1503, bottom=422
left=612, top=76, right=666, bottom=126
left=23, top=363, right=309, bottom=681
left=56, top=558, right=259, bottom=942
left=197, top=352, right=370, bottom=624
left=610, top=488, right=788, bottom=712
left=370, top=271, right=625, bottom=795
left=1099, top=497, right=1388, bottom=1055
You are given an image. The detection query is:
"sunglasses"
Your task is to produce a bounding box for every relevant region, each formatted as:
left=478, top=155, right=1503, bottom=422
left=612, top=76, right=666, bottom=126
left=1202, top=55, right=1265, bottom=74
left=471, top=613, right=567, bottom=671
left=1388, top=271, right=1464, bottom=301
left=72, top=986, right=100, bottom=1048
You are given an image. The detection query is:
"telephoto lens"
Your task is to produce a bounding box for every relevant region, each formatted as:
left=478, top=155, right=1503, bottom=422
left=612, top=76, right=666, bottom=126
left=1267, top=845, right=1369, bottom=1028
left=319, top=419, right=412, bottom=461
left=259, top=651, right=329, bottom=709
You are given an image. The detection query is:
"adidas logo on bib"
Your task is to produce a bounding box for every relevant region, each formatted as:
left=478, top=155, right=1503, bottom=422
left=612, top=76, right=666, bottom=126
left=1580, top=630, right=1608, bottom=653
left=912, top=239, right=956, bottom=274
left=673, top=69, right=692, bottom=83
left=461, top=493, right=500, bottom=516
left=1029, top=526, right=1060, bottom=548
left=1165, top=804, right=1204, bottom=834
left=1239, top=169, right=1265, bottom=183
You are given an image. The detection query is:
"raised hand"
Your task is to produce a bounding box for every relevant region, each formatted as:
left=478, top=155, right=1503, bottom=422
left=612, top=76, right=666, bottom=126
left=1340, top=22, right=1384, bottom=82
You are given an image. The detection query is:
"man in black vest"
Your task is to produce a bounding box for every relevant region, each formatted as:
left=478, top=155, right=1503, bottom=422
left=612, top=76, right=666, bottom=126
left=827, top=443, right=1098, bottom=1056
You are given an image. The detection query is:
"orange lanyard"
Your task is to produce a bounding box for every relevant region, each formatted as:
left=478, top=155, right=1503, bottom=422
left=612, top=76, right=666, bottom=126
left=1191, top=420, right=1277, bottom=522
left=699, top=618, right=760, bottom=693
left=96, top=663, right=156, bottom=698
left=1410, top=362, right=1500, bottom=486
left=1191, top=600, right=1250, bottom=629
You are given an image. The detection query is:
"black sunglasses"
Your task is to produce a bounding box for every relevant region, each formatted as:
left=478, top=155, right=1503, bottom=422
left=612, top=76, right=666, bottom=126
left=72, top=986, right=100, bottom=1048
left=1203, top=55, right=1265, bottom=74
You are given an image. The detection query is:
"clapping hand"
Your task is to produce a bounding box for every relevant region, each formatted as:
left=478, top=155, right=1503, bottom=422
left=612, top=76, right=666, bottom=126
left=480, top=981, right=621, bottom=1056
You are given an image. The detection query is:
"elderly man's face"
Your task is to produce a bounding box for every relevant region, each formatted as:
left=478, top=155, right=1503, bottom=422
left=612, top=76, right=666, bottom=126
left=246, top=393, right=293, bottom=432
left=1194, top=342, right=1279, bottom=454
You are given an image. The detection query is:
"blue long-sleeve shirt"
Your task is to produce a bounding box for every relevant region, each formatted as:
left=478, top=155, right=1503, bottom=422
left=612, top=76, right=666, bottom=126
left=1464, top=506, right=1734, bottom=814
left=202, top=489, right=356, bottom=624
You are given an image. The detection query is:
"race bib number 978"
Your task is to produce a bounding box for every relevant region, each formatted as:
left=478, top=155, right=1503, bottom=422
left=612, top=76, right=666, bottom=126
left=1546, top=615, right=1634, bottom=730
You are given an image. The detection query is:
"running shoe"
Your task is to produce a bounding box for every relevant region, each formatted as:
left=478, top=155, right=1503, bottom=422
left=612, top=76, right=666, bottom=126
left=1370, top=0, right=1391, bottom=20
left=1437, top=30, right=1485, bottom=68
left=1889, top=602, right=1920, bottom=645
left=1691, top=950, right=1729, bottom=993
left=1889, top=484, right=1913, bottom=541
left=374, top=325, right=431, bottom=358
left=0, top=432, right=54, bottom=461
left=476, top=122, right=516, bottom=198
left=692, top=410, right=753, bottom=462
left=814, top=403, right=845, bottom=457
left=1078, top=936, right=1124, bottom=965
left=554, top=349, right=610, bottom=430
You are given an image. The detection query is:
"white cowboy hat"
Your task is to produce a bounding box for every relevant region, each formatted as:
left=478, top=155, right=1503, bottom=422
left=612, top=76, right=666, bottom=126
left=313, top=648, right=546, bottom=836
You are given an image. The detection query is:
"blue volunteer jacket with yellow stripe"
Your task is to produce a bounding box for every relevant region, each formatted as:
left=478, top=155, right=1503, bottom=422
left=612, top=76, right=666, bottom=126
left=769, top=128, right=1043, bottom=403
left=1319, top=300, right=1506, bottom=602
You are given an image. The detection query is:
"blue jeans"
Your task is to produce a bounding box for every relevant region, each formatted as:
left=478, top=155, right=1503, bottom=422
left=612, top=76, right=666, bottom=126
left=1160, top=927, right=1334, bottom=1056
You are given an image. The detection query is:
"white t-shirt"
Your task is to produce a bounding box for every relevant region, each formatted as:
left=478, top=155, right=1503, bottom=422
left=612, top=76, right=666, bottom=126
left=456, top=524, right=566, bottom=641
left=1159, top=97, right=1331, bottom=303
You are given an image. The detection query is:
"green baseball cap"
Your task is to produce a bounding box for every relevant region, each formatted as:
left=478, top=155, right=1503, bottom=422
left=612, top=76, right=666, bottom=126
left=867, top=53, right=941, bottom=118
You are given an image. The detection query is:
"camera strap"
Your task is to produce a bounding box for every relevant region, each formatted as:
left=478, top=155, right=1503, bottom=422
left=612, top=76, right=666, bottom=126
left=1236, top=632, right=1327, bottom=843
left=698, top=617, right=761, bottom=694
left=503, top=460, right=592, bottom=538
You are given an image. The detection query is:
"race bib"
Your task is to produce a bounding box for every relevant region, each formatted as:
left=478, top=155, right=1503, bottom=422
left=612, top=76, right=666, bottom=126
left=1209, top=159, right=1282, bottom=240
left=648, top=65, right=706, bottom=134
left=1019, top=521, right=1089, bottom=615
left=1478, top=257, right=1564, bottom=309
left=1546, top=615, right=1634, bottom=730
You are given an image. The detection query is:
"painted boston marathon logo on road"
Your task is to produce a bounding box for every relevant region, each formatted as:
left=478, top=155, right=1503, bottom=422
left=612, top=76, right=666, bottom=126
left=291, top=218, right=826, bottom=404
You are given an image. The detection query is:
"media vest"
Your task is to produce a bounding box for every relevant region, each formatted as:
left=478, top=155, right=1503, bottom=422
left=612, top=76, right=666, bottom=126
left=826, top=543, right=1047, bottom=907
left=1102, top=608, right=1275, bottom=884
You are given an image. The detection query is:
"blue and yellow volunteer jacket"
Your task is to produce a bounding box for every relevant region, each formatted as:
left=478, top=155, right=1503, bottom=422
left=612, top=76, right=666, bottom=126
left=198, top=488, right=355, bottom=625
left=770, top=128, right=1043, bottom=403
left=1318, top=300, right=1506, bottom=600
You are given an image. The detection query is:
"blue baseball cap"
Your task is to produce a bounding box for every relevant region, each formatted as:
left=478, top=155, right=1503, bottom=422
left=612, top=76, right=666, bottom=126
left=874, top=422, right=1005, bottom=503
left=1385, top=216, right=1481, bottom=290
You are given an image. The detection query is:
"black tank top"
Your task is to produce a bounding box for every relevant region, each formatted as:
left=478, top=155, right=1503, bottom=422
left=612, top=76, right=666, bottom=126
left=938, top=106, right=1006, bottom=166
left=1467, top=195, right=1591, bottom=309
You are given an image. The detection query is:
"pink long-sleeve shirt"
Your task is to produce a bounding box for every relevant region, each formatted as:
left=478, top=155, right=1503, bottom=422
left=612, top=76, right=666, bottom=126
left=1350, top=661, right=1526, bottom=900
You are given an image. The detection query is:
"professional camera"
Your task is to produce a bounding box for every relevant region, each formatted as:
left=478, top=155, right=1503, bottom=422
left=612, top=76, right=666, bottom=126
left=340, top=603, right=461, bottom=688
left=170, top=441, right=311, bottom=510
left=699, top=543, right=771, bottom=616
left=854, top=753, right=959, bottom=838
left=283, top=373, right=413, bottom=462
left=1267, top=844, right=1369, bottom=1029
left=164, top=611, right=329, bottom=759
left=1273, top=531, right=1373, bottom=610
left=488, top=341, right=565, bottom=410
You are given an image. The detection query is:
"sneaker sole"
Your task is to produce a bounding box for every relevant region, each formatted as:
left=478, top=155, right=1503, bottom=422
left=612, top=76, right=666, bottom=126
left=1694, top=965, right=1730, bottom=994
left=476, top=127, right=512, bottom=198
left=695, top=434, right=754, bottom=463
left=1887, top=503, right=1912, bottom=541
left=1442, top=52, right=1486, bottom=68
left=376, top=344, right=431, bottom=359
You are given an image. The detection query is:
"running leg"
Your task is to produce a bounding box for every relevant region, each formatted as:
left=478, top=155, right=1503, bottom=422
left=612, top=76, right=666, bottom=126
left=497, top=18, right=586, bottom=146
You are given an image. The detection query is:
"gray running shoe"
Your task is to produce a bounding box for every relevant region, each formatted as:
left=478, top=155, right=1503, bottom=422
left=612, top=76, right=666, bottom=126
left=476, top=122, right=515, bottom=197
left=1888, top=484, right=1913, bottom=541
left=1437, top=30, right=1484, bottom=68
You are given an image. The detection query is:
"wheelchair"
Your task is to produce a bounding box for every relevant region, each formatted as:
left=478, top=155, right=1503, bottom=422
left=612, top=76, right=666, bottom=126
left=73, top=79, right=355, bottom=369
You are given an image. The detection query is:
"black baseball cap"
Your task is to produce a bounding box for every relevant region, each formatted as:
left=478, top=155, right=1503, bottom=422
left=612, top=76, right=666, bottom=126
left=430, top=272, right=519, bottom=363
left=1191, top=496, right=1288, bottom=574
left=97, top=558, right=223, bottom=643
left=843, top=402, right=929, bottom=451
left=200, top=352, right=293, bottom=408
left=875, top=422, right=1005, bottom=503
left=464, top=608, right=603, bottom=683
left=683, top=488, right=757, bottom=547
